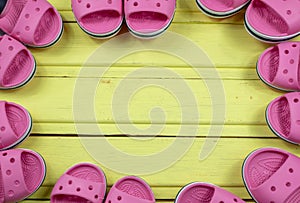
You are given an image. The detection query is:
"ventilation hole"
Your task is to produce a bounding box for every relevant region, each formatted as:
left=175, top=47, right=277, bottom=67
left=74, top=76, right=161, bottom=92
left=118, top=196, right=122, bottom=200
left=1, top=127, right=5, bottom=131
left=25, top=14, right=30, bottom=18
left=16, top=32, right=20, bottom=36
left=86, top=3, right=91, bottom=8
left=10, top=158, right=15, bottom=163
left=290, top=59, right=295, bottom=64
left=108, top=0, right=112, bottom=3
left=76, top=187, right=81, bottom=192
left=25, top=26, right=30, bottom=31
left=285, top=50, right=289, bottom=54
left=35, top=7, right=40, bottom=12
left=78, top=0, right=81, bottom=2
left=108, top=201, right=111, bottom=203
left=289, top=78, right=294, bottom=83
left=8, top=46, right=13, bottom=51
left=95, top=195, right=99, bottom=199
left=220, top=201, right=224, bottom=203
left=292, top=44, right=297, bottom=48
left=286, top=182, right=291, bottom=187
left=283, top=69, right=288, bottom=74
left=234, top=198, right=238, bottom=202
left=156, top=2, right=161, bottom=7
left=133, top=2, right=138, bottom=6
left=68, top=180, right=72, bottom=185
left=287, top=10, right=292, bottom=15
left=8, top=37, right=12, bottom=41
left=14, top=180, right=20, bottom=186
left=294, top=98, right=299, bottom=103
left=270, top=201, right=275, bottom=203
left=8, top=190, right=14, bottom=197
left=59, top=186, right=63, bottom=190
left=289, top=168, right=294, bottom=173
left=297, top=120, right=300, bottom=125
left=2, top=153, right=7, bottom=156
left=271, top=186, right=276, bottom=191
left=88, top=185, right=93, bottom=190
left=6, top=170, right=11, bottom=175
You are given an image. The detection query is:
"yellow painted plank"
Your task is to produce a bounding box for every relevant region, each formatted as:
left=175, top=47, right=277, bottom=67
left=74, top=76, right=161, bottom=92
left=35, top=67, right=258, bottom=79
left=32, top=123, right=273, bottom=138
left=0, top=77, right=282, bottom=125
left=30, top=23, right=285, bottom=68
left=16, top=136, right=299, bottom=200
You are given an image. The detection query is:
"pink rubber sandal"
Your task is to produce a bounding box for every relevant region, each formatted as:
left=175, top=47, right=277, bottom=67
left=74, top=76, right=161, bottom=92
left=245, top=0, right=300, bottom=43
left=71, top=0, right=123, bottom=38
left=0, top=101, right=32, bottom=150
left=175, top=182, right=245, bottom=203
left=0, top=148, right=46, bottom=203
left=105, top=176, right=155, bottom=203
left=50, top=163, right=107, bottom=203
left=124, top=0, right=176, bottom=38
left=242, top=147, right=300, bottom=203
left=0, top=0, right=63, bottom=47
left=257, top=42, right=300, bottom=91
left=266, top=92, right=300, bottom=144
left=196, top=0, right=250, bottom=18
left=0, top=35, right=35, bottom=89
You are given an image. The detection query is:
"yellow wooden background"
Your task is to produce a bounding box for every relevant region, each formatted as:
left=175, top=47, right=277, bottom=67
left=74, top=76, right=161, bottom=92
left=1, top=0, right=300, bottom=202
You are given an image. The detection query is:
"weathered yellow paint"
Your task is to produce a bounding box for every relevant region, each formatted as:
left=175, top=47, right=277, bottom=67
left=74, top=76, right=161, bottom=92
left=6, top=0, right=298, bottom=202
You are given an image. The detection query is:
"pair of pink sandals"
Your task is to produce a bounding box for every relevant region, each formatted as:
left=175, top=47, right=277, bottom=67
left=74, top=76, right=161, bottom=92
left=0, top=0, right=63, bottom=89
left=71, top=0, right=176, bottom=38
left=176, top=147, right=300, bottom=203
left=50, top=163, right=156, bottom=203
left=196, top=0, right=300, bottom=43
left=0, top=101, right=47, bottom=203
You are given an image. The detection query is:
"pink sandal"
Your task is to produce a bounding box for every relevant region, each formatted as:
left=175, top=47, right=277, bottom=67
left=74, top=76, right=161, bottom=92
left=175, top=182, right=245, bottom=203
left=0, top=101, right=32, bottom=150
left=124, top=0, right=176, bottom=38
left=257, top=42, right=300, bottom=91
left=0, top=0, right=63, bottom=47
left=0, top=35, right=35, bottom=89
left=0, top=148, right=46, bottom=203
left=50, top=163, right=107, bottom=203
left=245, top=0, right=300, bottom=43
left=105, top=176, right=155, bottom=203
left=243, top=147, right=300, bottom=203
left=266, top=92, right=300, bottom=144
left=71, top=0, right=123, bottom=38
left=196, top=0, right=250, bottom=18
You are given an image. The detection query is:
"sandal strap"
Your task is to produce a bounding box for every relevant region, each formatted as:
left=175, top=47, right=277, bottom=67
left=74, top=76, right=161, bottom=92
left=250, top=151, right=300, bottom=202
left=259, top=0, right=300, bottom=35
left=0, top=101, right=20, bottom=148
left=72, top=0, right=122, bottom=22
left=106, top=187, right=155, bottom=203
left=272, top=42, right=300, bottom=90
left=51, top=174, right=106, bottom=202
left=0, top=149, right=30, bottom=202
left=125, top=0, right=176, bottom=19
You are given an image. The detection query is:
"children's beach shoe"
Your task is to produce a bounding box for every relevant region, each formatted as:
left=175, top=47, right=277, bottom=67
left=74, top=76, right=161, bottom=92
left=266, top=92, right=300, bottom=145
left=71, top=0, right=123, bottom=38
left=0, top=0, right=63, bottom=47
left=175, top=182, right=245, bottom=203
left=0, top=148, right=46, bottom=203
left=0, top=35, right=36, bottom=89
left=245, top=0, right=300, bottom=43
left=257, top=41, right=300, bottom=91
left=105, top=176, right=155, bottom=203
left=50, top=163, right=107, bottom=203
left=124, top=0, right=176, bottom=38
left=0, top=101, right=32, bottom=150
left=196, top=0, right=250, bottom=18
left=243, top=147, right=300, bottom=202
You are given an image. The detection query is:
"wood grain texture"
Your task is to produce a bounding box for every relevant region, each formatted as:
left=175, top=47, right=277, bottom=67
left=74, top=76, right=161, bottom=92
left=5, top=0, right=300, bottom=202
